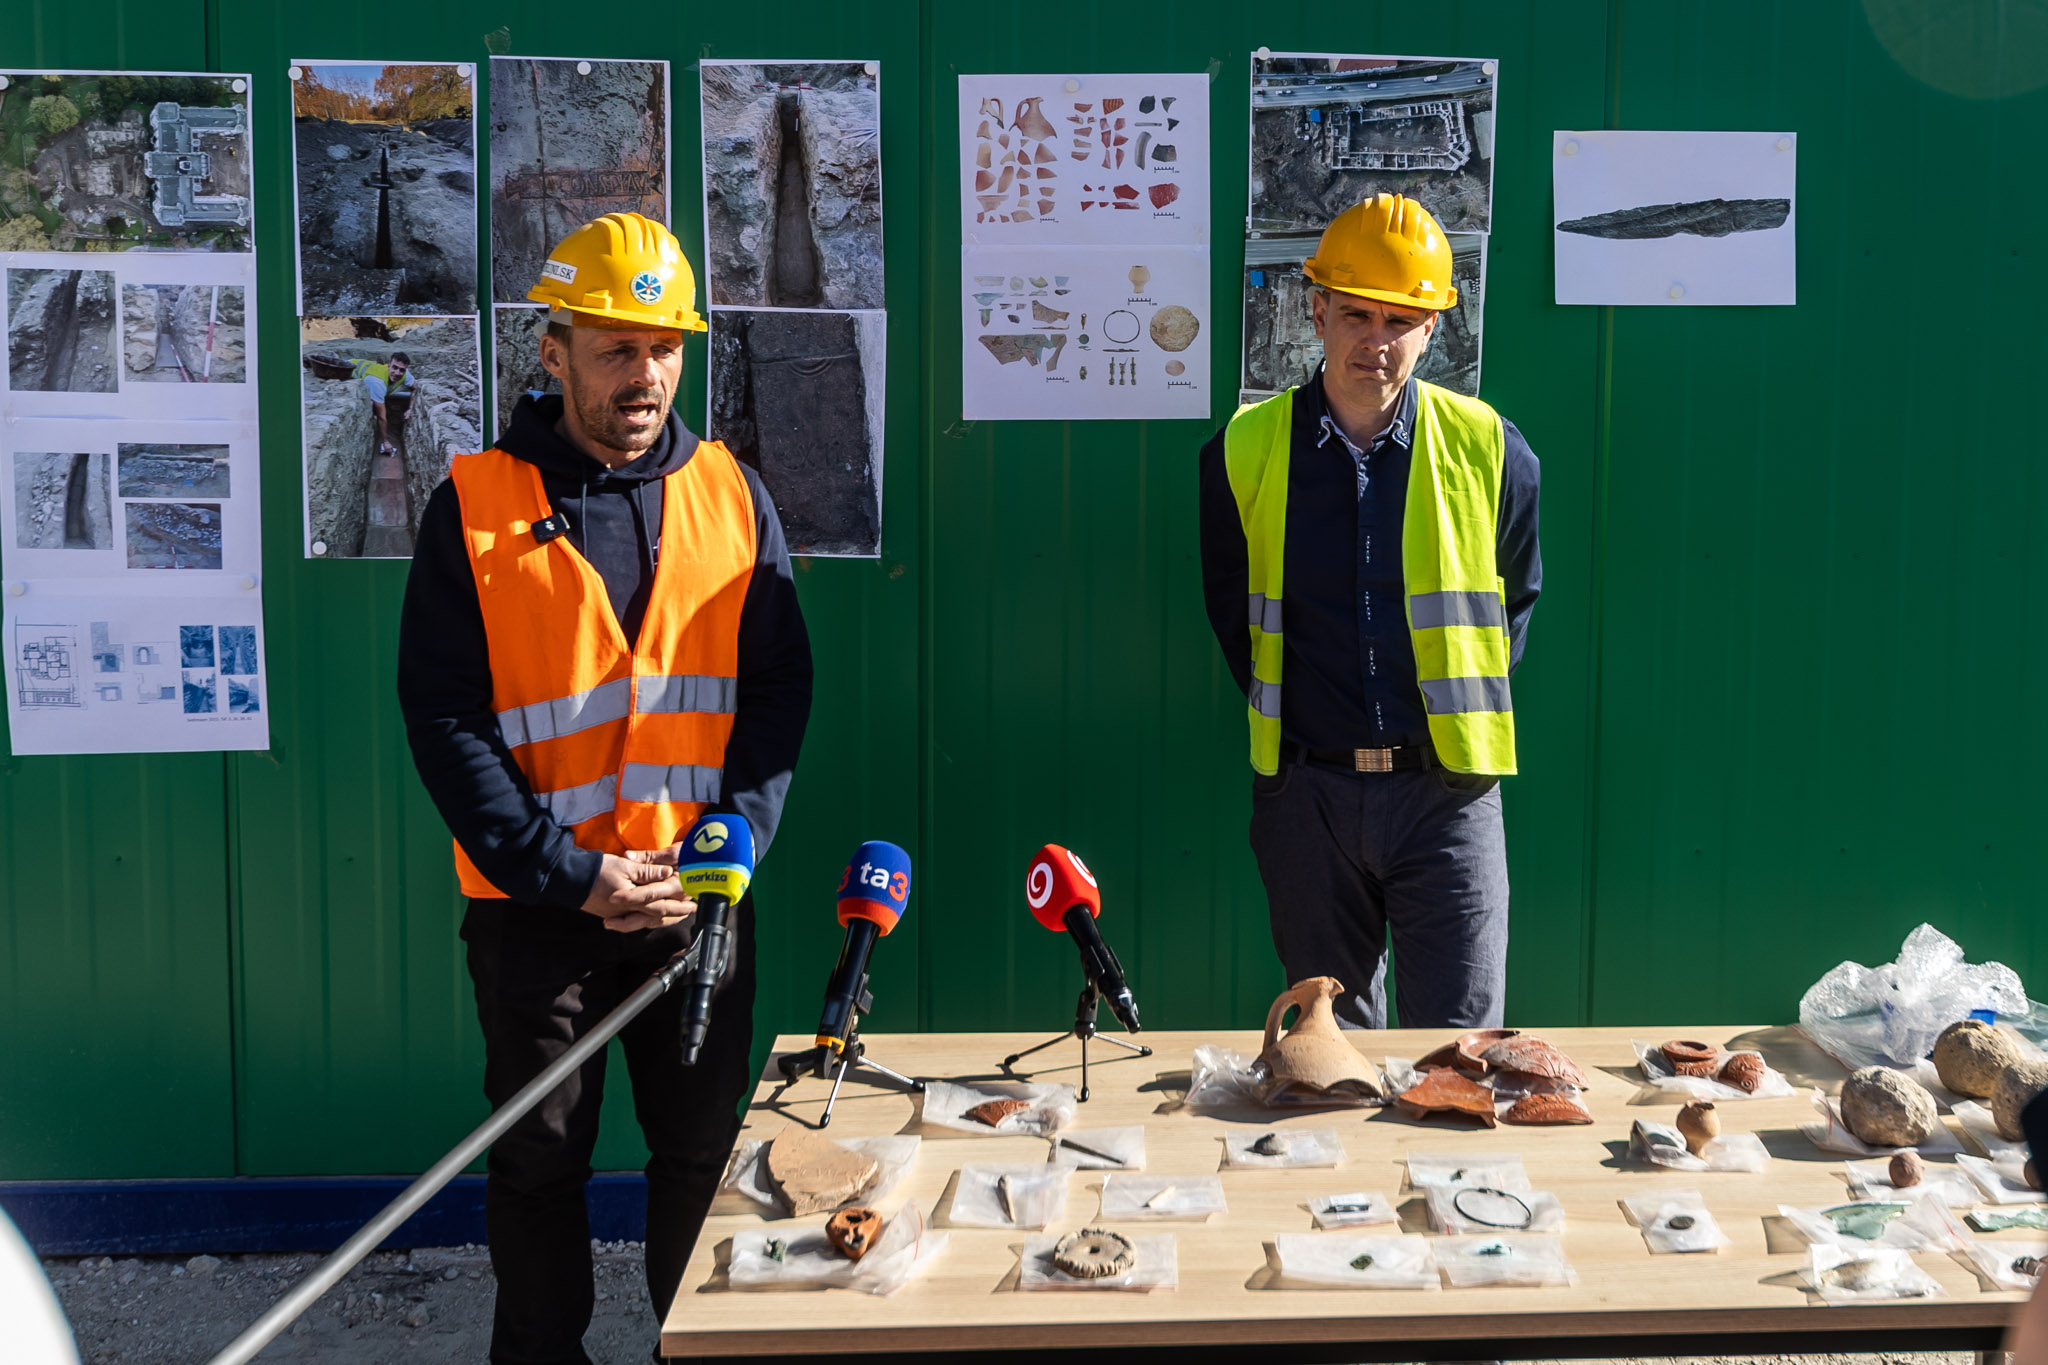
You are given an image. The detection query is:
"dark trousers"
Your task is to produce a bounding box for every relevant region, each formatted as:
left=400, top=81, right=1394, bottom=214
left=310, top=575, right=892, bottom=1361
left=1248, top=761, right=1509, bottom=1030
left=461, top=896, right=757, bottom=1365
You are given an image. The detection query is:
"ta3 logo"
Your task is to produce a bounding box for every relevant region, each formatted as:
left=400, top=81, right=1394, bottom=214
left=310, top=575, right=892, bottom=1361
left=842, top=859, right=908, bottom=901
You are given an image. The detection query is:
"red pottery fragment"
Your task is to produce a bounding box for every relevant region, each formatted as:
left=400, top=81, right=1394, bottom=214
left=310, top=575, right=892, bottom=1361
left=1479, top=1035, right=1591, bottom=1089
left=1394, top=1067, right=1498, bottom=1127
left=1501, top=1092, right=1594, bottom=1126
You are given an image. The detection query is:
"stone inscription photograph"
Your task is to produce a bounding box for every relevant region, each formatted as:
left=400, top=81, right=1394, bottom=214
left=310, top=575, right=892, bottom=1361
left=488, top=57, right=668, bottom=305
left=0, top=69, right=251, bottom=253
left=299, top=314, right=482, bottom=559
left=290, top=61, right=478, bottom=317
left=701, top=61, right=884, bottom=310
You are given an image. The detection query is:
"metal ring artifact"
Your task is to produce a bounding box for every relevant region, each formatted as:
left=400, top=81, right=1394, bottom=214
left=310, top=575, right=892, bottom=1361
left=1052, top=1227, right=1135, bottom=1279
left=1451, top=1186, right=1534, bottom=1229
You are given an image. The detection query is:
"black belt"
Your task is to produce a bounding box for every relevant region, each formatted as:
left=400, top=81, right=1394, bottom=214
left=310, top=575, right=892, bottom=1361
left=1284, top=740, right=1434, bottom=773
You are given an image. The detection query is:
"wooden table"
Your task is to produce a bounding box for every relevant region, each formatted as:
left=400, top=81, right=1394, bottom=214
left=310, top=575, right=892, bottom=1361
left=661, top=1026, right=2029, bottom=1361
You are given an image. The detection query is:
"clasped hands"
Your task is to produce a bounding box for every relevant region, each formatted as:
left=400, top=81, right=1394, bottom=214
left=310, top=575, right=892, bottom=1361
left=580, top=847, right=695, bottom=933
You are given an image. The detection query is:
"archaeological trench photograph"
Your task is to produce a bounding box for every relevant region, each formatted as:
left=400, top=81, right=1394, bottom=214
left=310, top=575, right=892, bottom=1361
left=710, top=309, right=884, bottom=558
left=7, top=268, right=118, bottom=393
left=702, top=61, right=884, bottom=310
left=0, top=71, right=251, bottom=253
left=12, top=452, right=112, bottom=551
left=1240, top=231, right=1485, bottom=401
left=489, top=57, right=667, bottom=305
left=1249, top=53, right=1495, bottom=236
left=117, top=443, right=230, bottom=499
left=291, top=63, right=478, bottom=316
left=492, top=305, right=559, bottom=437
left=125, top=500, right=222, bottom=571
left=121, top=284, right=246, bottom=383
left=299, top=315, right=482, bottom=559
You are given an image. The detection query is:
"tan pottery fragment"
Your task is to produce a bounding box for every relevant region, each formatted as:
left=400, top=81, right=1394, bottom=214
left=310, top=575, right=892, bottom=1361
left=765, top=1125, right=878, bottom=1216
left=1254, top=977, right=1382, bottom=1103
left=1675, top=1100, right=1720, bottom=1155
left=1480, top=1034, right=1591, bottom=1089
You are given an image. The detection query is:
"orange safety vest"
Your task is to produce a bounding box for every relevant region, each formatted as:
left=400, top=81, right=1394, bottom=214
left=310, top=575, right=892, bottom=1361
left=448, top=442, right=757, bottom=898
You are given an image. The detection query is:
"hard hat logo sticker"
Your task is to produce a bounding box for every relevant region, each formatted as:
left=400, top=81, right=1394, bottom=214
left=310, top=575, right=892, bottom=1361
left=692, top=821, right=729, bottom=853
left=631, top=271, right=664, bottom=304
left=541, top=259, right=576, bottom=283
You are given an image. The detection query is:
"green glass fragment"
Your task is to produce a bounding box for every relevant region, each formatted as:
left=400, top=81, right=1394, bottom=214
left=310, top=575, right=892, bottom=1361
left=1968, top=1208, right=2048, bottom=1233
left=1821, top=1202, right=1909, bottom=1239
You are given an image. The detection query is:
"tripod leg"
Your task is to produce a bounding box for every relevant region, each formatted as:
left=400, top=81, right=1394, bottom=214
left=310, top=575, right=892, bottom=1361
left=1002, top=1033, right=1075, bottom=1068
left=852, top=1053, right=924, bottom=1092
left=1079, top=1031, right=1091, bottom=1103
left=819, top=1052, right=853, bottom=1128
left=1094, top=1034, right=1153, bottom=1057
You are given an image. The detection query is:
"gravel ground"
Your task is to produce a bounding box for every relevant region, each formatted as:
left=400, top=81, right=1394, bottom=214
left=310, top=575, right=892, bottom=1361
left=47, top=1243, right=660, bottom=1364
left=43, top=1246, right=1987, bottom=1365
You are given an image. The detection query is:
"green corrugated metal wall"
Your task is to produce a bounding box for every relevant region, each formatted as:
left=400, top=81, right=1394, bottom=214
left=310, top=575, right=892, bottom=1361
left=3, top=1, right=2043, bottom=1180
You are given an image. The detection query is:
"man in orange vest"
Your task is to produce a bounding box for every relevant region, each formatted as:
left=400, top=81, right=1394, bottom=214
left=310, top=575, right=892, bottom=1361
left=398, top=213, right=813, bottom=1363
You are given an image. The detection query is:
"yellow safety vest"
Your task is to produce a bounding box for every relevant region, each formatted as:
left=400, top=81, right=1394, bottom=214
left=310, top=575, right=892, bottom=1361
left=1222, top=381, right=1516, bottom=776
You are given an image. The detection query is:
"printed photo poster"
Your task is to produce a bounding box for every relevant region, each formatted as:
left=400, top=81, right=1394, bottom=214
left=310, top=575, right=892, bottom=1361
left=3, top=585, right=269, bottom=754
left=298, top=315, right=483, bottom=559
left=488, top=56, right=669, bottom=305
left=1242, top=51, right=1497, bottom=403
left=1553, top=130, right=1796, bottom=306
left=957, top=73, right=1211, bottom=421
left=0, top=69, right=268, bottom=755
left=702, top=60, right=886, bottom=558
left=289, top=60, right=479, bottom=317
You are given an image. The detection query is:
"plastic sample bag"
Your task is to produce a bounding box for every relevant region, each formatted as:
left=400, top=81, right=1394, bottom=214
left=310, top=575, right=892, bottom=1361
left=1798, top=923, right=2029, bottom=1071
left=1404, top=1151, right=1529, bottom=1191
left=921, top=1079, right=1077, bottom=1136
left=1185, top=1045, right=1381, bottom=1111
left=1425, top=1185, right=1565, bottom=1235
left=1099, top=1173, right=1226, bottom=1221
left=1018, top=1232, right=1177, bottom=1291
left=949, top=1163, right=1071, bottom=1229
left=715, top=1134, right=920, bottom=1217
left=1622, top=1190, right=1733, bottom=1253
left=1804, top=1244, right=1945, bottom=1303
left=1958, top=1152, right=2048, bottom=1206
left=1778, top=1195, right=1967, bottom=1252
left=1970, top=1208, right=2048, bottom=1233
left=1953, top=1100, right=2026, bottom=1158
left=1958, top=1238, right=2048, bottom=1291
left=1273, top=1233, right=1438, bottom=1289
left=1221, top=1128, right=1344, bottom=1168
left=1628, top=1120, right=1771, bottom=1173
left=1046, top=1125, right=1144, bottom=1170
left=1436, top=1235, right=1575, bottom=1288
left=1842, top=1157, right=1979, bottom=1207
left=1308, top=1190, right=1399, bottom=1229
left=1630, top=1040, right=1795, bottom=1100
left=1801, top=1089, right=1962, bottom=1158
left=728, top=1206, right=948, bottom=1295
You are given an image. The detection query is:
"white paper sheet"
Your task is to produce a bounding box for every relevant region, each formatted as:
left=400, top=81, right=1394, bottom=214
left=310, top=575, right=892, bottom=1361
left=958, top=74, right=1209, bottom=423
left=4, top=583, right=269, bottom=753
left=1553, top=130, right=1796, bottom=306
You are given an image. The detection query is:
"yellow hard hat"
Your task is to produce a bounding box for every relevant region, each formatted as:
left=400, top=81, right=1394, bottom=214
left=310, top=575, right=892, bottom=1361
left=527, top=212, right=708, bottom=332
left=1302, top=193, right=1457, bottom=310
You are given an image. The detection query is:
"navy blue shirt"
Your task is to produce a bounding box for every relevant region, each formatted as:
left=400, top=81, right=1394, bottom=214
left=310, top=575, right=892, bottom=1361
left=1198, top=371, right=1542, bottom=754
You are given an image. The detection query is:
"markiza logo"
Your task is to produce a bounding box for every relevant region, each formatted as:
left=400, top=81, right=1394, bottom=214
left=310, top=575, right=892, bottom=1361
left=1066, top=850, right=1097, bottom=888
left=1026, top=860, right=1054, bottom=909
left=692, top=821, right=729, bottom=854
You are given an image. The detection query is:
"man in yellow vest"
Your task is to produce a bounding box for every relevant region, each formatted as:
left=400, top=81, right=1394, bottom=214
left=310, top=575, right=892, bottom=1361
left=1199, top=193, right=1540, bottom=1030
left=398, top=213, right=813, bottom=1362
left=351, top=351, right=417, bottom=455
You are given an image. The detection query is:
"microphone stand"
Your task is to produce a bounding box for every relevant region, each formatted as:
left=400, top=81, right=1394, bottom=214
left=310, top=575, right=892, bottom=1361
left=774, top=981, right=923, bottom=1128
left=1001, top=979, right=1152, bottom=1102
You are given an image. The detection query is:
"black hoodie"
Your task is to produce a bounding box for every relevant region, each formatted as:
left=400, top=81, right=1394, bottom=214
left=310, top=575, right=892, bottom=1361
left=397, top=394, right=814, bottom=908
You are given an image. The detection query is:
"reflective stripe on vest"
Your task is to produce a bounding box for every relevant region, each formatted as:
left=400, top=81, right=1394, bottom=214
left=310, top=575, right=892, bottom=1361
left=448, top=444, right=757, bottom=897
left=1222, top=382, right=1516, bottom=776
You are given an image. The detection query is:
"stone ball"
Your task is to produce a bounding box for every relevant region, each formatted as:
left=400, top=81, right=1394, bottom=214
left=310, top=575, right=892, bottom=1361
left=1839, top=1066, right=1938, bottom=1147
left=1993, top=1056, right=2048, bottom=1141
left=1932, top=1019, right=2028, bottom=1098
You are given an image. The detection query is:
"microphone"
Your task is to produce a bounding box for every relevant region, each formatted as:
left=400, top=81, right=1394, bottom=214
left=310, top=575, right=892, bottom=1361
left=815, top=841, right=913, bottom=1054
left=1025, top=845, right=1141, bottom=1032
left=673, top=813, right=756, bottom=1065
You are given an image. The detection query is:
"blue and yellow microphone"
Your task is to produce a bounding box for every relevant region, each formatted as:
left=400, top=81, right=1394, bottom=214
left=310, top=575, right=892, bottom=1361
left=674, top=813, right=756, bottom=1065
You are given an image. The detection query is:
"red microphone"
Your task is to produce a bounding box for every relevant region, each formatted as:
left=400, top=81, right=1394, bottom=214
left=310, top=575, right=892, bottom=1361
left=1024, top=845, right=1140, bottom=1032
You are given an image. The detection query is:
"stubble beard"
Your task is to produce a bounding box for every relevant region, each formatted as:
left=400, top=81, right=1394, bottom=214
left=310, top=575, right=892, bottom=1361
left=566, top=370, right=670, bottom=460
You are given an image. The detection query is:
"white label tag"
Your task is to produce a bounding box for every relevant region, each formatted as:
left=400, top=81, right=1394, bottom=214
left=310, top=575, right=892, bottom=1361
left=541, top=259, right=577, bottom=283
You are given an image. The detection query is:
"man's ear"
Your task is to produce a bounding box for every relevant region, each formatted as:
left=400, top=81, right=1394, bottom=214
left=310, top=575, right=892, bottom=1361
left=1310, top=288, right=1327, bottom=340
left=538, top=330, right=570, bottom=381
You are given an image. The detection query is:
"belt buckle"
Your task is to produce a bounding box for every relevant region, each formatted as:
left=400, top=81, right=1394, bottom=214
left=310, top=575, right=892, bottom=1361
left=1353, top=747, right=1395, bottom=773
